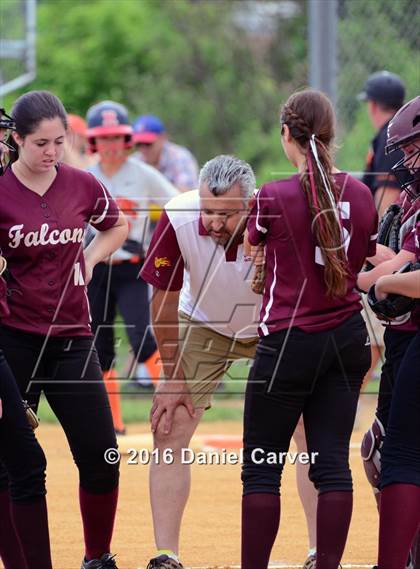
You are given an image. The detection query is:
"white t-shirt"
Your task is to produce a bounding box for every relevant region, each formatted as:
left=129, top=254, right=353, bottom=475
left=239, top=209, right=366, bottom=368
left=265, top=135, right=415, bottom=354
left=89, top=157, right=178, bottom=261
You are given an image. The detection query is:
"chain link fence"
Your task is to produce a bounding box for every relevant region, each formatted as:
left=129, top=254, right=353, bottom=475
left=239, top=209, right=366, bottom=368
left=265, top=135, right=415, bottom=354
left=336, top=0, right=420, bottom=129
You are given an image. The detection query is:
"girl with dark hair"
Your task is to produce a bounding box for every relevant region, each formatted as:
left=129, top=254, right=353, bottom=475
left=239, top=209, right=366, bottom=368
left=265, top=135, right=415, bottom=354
left=0, top=91, right=128, bottom=569
left=242, top=89, right=378, bottom=569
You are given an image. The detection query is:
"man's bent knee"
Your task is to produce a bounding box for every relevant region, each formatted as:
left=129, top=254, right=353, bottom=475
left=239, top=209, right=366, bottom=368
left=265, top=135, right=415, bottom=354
left=153, top=406, right=203, bottom=451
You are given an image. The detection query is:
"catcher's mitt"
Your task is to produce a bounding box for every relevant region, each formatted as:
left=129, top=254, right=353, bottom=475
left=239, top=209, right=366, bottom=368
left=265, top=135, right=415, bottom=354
left=377, top=204, right=403, bottom=252
left=367, top=261, right=420, bottom=320
left=363, top=204, right=404, bottom=271
left=251, top=264, right=265, bottom=295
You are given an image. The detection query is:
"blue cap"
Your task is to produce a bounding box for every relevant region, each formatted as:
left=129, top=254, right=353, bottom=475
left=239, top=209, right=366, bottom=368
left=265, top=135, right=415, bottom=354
left=132, top=115, right=165, bottom=143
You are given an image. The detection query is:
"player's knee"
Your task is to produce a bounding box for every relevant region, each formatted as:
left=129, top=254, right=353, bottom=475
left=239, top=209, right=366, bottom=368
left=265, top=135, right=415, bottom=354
left=241, top=467, right=281, bottom=495
left=241, top=449, right=283, bottom=495
left=9, top=442, right=47, bottom=502
left=74, top=438, right=120, bottom=493
left=361, top=416, right=385, bottom=489
left=308, top=459, right=352, bottom=493
left=79, top=459, right=120, bottom=494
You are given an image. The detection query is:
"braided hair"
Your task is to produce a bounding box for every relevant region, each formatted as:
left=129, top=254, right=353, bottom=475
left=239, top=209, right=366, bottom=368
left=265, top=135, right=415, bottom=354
left=281, top=90, right=348, bottom=297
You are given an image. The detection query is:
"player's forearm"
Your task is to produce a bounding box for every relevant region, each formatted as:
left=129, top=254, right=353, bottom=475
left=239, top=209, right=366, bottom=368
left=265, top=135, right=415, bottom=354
left=376, top=271, right=420, bottom=299
left=85, top=212, right=128, bottom=266
left=151, top=288, right=183, bottom=380
left=374, top=187, right=401, bottom=218
left=366, top=244, right=396, bottom=267
left=358, top=249, right=415, bottom=291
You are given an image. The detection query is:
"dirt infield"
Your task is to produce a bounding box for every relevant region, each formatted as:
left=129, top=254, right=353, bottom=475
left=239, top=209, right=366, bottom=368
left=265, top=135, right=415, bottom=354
left=2, top=395, right=380, bottom=569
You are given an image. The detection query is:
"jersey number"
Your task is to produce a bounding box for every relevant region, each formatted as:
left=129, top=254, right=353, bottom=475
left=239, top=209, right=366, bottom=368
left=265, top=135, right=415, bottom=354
left=315, top=202, right=350, bottom=266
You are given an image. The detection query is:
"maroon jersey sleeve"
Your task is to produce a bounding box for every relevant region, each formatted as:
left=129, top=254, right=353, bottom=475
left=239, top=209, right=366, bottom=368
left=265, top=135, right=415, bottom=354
left=88, top=174, right=121, bottom=231
left=247, top=185, right=275, bottom=245
left=367, top=210, right=379, bottom=258
left=140, top=210, right=184, bottom=291
left=417, top=221, right=420, bottom=261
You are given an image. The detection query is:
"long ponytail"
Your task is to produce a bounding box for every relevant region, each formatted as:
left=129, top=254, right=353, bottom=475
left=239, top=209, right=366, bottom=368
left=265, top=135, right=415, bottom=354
left=281, top=91, right=348, bottom=297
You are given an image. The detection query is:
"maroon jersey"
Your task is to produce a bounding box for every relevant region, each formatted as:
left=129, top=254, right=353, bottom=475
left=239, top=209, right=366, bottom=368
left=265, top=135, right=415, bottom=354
left=402, top=211, right=420, bottom=328
left=390, top=198, right=420, bottom=332
left=0, top=163, right=120, bottom=336
left=415, top=219, right=420, bottom=327
left=247, top=173, right=378, bottom=336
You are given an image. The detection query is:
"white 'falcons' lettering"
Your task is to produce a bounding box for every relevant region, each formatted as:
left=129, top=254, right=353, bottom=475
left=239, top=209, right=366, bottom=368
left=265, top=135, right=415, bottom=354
left=8, top=223, right=85, bottom=249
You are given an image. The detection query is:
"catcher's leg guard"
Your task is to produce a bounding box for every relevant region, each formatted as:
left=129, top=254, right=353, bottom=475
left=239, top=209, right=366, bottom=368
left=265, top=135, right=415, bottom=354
left=361, top=417, right=385, bottom=509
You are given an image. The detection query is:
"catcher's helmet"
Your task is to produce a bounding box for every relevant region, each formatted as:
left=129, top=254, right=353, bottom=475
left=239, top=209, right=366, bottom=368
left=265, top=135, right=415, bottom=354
left=386, top=96, right=420, bottom=201
left=358, top=71, right=405, bottom=109
left=86, top=101, right=133, bottom=152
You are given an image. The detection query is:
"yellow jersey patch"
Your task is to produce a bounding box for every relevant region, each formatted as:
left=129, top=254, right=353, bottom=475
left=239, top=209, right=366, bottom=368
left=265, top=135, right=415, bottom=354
left=154, top=257, right=172, bottom=268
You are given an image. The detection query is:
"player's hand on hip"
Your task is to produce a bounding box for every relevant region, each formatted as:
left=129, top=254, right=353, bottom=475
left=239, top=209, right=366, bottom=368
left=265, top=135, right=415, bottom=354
left=150, top=377, right=196, bottom=435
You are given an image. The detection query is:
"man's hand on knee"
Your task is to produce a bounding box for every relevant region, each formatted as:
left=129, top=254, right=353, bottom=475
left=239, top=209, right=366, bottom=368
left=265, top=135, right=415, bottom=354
left=150, top=375, right=196, bottom=435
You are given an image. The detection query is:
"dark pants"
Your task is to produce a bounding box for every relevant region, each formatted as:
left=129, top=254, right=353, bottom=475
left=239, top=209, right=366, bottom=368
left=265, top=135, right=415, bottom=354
left=88, top=261, right=157, bottom=371
left=0, top=350, right=46, bottom=502
left=0, top=326, right=119, bottom=495
left=381, top=330, right=420, bottom=488
left=376, top=327, right=416, bottom=429
left=242, top=312, right=371, bottom=495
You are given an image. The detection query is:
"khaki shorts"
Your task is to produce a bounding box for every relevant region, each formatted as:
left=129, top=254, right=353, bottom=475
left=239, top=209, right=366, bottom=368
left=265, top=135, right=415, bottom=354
left=360, top=295, right=385, bottom=348
left=178, top=311, right=258, bottom=409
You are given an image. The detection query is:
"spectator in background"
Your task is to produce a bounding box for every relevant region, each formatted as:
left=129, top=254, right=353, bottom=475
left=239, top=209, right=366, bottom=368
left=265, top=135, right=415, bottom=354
left=358, top=71, right=405, bottom=389
left=132, top=115, right=199, bottom=192
left=131, top=115, right=199, bottom=389
left=359, top=70, right=406, bottom=217
left=62, top=113, right=97, bottom=170
left=86, top=101, right=178, bottom=422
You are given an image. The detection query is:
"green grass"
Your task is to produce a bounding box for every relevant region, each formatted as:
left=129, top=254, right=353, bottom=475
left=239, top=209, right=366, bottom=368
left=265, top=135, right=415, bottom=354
left=363, top=377, right=380, bottom=395
left=36, top=360, right=251, bottom=425
left=36, top=356, right=381, bottom=425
